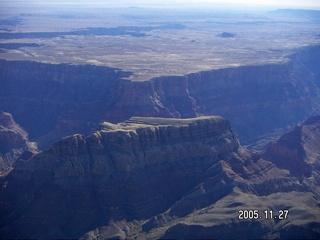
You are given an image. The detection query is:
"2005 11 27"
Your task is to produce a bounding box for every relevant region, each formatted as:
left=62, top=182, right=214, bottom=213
left=238, top=210, right=289, bottom=220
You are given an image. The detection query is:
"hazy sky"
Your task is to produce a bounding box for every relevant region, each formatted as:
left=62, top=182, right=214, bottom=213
left=1, top=0, right=320, bottom=9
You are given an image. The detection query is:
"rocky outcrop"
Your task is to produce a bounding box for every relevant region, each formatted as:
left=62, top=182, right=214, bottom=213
left=0, top=117, right=320, bottom=239
left=0, top=116, right=240, bottom=238
left=1, top=45, right=320, bottom=150
left=264, top=116, right=320, bottom=196
left=159, top=115, right=320, bottom=240
left=148, top=115, right=320, bottom=240
left=1, top=116, right=319, bottom=239
left=82, top=117, right=320, bottom=240
left=0, top=111, right=37, bottom=171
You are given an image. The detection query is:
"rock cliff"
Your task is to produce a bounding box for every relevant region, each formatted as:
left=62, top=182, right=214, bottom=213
left=1, top=45, right=320, bottom=150
left=86, top=46, right=320, bottom=142
left=0, top=60, right=131, bottom=143
left=264, top=116, right=320, bottom=196
left=83, top=116, right=320, bottom=240
left=0, top=111, right=37, bottom=171
left=1, top=116, right=319, bottom=239
left=0, top=116, right=239, bottom=238
left=137, top=116, right=320, bottom=240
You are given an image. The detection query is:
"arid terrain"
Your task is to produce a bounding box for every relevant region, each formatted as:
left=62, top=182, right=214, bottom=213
left=1, top=5, right=319, bottom=80
left=0, top=2, right=320, bottom=239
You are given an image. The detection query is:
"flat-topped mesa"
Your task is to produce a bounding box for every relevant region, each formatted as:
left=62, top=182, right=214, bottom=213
left=15, top=116, right=239, bottom=179
left=97, top=116, right=239, bottom=168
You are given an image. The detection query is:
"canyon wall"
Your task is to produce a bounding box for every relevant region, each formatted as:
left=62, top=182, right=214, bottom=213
left=1, top=45, right=320, bottom=151
left=97, top=45, right=320, bottom=143
left=0, top=60, right=131, bottom=141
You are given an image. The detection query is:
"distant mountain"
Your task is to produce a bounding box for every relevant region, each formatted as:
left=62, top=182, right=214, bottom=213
left=217, top=32, right=235, bottom=38
left=270, top=9, right=320, bottom=20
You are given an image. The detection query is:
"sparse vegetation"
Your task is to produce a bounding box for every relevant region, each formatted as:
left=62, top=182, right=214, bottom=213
left=0, top=7, right=319, bottom=80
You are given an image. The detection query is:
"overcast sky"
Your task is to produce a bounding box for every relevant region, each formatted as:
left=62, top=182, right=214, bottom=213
left=1, top=0, right=320, bottom=9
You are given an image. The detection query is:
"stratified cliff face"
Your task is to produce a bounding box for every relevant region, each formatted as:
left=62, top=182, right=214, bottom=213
left=155, top=59, right=320, bottom=141
left=0, top=111, right=36, bottom=171
left=0, top=116, right=239, bottom=238
left=1, top=45, right=320, bottom=150
left=1, top=116, right=319, bottom=239
left=0, top=60, right=131, bottom=142
left=103, top=45, right=320, bottom=142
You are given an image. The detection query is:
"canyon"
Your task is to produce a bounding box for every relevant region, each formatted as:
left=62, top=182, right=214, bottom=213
left=1, top=5, right=320, bottom=239
left=0, top=45, right=319, bottom=238
left=1, top=45, right=320, bottom=154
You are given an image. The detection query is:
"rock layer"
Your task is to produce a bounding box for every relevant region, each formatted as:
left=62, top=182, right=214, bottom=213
left=1, top=45, right=320, bottom=150
left=0, top=60, right=131, bottom=143
left=0, top=116, right=239, bottom=238
left=1, top=116, right=320, bottom=239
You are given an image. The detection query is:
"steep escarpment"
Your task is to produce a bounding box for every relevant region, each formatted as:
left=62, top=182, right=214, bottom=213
left=153, top=57, right=320, bottom=141
left=0, top=60, right=131, bottom=141
left=291, top=44, right=320, bottom=87
left=0, top=111, right=37, bottom=171
left=103, top=46, right=320, bottom=143
left=1, top=45, right=320, bottom=150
